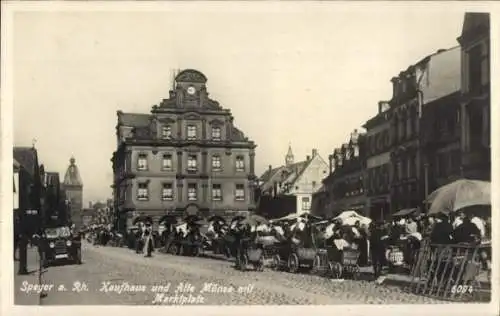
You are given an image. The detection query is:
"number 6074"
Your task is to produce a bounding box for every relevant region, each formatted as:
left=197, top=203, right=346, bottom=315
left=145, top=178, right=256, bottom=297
left=451, top=285, right=474, bottom=294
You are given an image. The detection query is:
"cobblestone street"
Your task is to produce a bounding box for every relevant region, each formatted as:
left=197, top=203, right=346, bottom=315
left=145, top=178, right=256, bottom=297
left=14, top=243, right=446, bottom=305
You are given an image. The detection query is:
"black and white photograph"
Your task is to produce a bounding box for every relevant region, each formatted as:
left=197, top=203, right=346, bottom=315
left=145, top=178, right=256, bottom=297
left=1, top=1, right=497, bottom=315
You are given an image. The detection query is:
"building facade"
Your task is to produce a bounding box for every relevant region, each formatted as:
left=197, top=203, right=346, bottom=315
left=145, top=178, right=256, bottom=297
left=44, top=172, right=63, bottom=223
left=62, top=157, right=84, bottom=228
left=388, top=68, right=422, bottom=212
left=418, top=47, right=462, bottom=194
left=457, top=13, right=490, bottom=181
left=258, top=145, right=328, bottom=215
left=321, top=130, right=367, bottom=218
left=363, top=103, right=392, bottom=220
left=111, top=69, right=257, bottom=230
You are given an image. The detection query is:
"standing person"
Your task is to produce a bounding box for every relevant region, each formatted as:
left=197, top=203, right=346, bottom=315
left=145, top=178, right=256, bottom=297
left=453, top=215, right=481, bottom=244
left=430, top=213, right=454, bottom=245
left=452, top=211, right=465, bottom=229
left=143, top=222, right=154, bottom=257
left=370, top=221, right=388, bottom=279
left=354, top=221, right=369, bottom=266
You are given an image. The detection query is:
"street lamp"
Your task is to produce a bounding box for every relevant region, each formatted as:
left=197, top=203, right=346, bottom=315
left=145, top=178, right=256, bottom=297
left=424, top=163, right=429, bottom=199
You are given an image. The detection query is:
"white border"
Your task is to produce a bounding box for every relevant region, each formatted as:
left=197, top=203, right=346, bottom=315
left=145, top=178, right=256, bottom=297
left=1, top=1, right=499, bottom=316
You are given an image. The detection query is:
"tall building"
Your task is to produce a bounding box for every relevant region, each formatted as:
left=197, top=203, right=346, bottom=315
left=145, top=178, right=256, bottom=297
left=321, top=129, right=367, bottom=218
left=418, top=47, right=462, bottom=195
left=363, top=102, right=392, bottom=220
left=457, top=13, right=490, bottom=180
left=258, top=145, right=328, bottom=215
left=62, top=157, right=84, bottom=227
left=111, top=69, right=257, bottom=230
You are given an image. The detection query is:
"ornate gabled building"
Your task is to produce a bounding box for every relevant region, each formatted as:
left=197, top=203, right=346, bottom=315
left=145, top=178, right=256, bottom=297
left=258, top=145, right=329, bottom=216
left=320, top=129, right=367, bottom=218
left=62, top=157, right=83, bottom=228
left=111, top=69, right=257, bottom=230
left=457, top=13, right=490, bottom=181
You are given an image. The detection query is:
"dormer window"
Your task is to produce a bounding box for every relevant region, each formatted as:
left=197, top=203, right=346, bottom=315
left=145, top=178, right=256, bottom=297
left=187, top=125, right=197, bottom=140
left=211, top=126, right=221, bottom=141
left=162, top=126, right=172, bottom=139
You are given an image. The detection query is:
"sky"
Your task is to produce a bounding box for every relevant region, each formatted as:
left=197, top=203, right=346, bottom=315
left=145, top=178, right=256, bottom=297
left=12, top=4, right=467, bottom=205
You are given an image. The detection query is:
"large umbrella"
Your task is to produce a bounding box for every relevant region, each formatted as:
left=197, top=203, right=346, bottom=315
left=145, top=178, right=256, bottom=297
left=298, top=212, right=323, bottom=222
left=208, top=215, right=226, bottom=224
left=159, top=215, right=178, bottom=225
left=231, top=215, right=246, bottom=223
left=426, top=179, right=491, bottom=215
left=392, top=208, right=420, bottom=219
left=133, top=215, right=153, bottom=225
left=184, top=215, right=203, bottom=224
left=240, top=214, right=269, bottom=226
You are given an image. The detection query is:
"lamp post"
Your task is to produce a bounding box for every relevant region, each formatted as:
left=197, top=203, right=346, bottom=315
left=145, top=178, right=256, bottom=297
left=424, top=162, right=429, bottom=201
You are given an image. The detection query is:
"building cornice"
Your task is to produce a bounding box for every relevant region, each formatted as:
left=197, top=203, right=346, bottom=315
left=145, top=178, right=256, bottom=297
left=121, top=139, right=256, bottom=150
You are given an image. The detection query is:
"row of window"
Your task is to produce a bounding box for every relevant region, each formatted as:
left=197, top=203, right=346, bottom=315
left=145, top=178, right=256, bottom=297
left=161, top=125, right=222, bottom=141
left=434, top=150, right=461, bottom=178
left=393, top=155, right=418, bottom=181
left=137, top=153, right=246, bottom=172
left=136, top=183, right=246, bottom=202
left=392, top=112, right=418, bottom=142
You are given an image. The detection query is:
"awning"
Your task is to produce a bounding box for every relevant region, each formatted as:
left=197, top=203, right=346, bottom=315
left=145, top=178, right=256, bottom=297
left=392, top=208, right=419, bottom=218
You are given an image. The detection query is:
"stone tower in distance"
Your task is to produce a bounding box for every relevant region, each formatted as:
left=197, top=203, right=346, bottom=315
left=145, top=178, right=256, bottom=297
left=62, top=157, right=83, bottom=227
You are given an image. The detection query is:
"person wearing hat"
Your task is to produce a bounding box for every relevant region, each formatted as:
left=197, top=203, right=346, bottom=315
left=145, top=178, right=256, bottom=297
left=430, top=213, right=453, bottom=245
left=143, top=222, right=154, bottom=257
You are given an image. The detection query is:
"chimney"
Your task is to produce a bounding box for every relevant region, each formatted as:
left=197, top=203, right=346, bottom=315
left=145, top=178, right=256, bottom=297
left=89, top=202, right=93, bottom=208
left=306, top=155, right=311, bottom=161
left=268, top=165, right=272, bottom=173
left=312, top=149, right=318, bottom=157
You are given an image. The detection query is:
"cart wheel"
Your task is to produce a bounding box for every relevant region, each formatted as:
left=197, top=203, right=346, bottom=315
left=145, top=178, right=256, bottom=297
left=272, top=255, right=281, bottom=271
left=329, top=262, right=342, bottom=279
left=168, top=244, right=177, bottom=255
left=312, top=255, right=322, bottom=275
left=240, top=254, right=249, bottom=271
left=288, top=253, right=299, bottom=273
left=352, top=266, right=360, bottom=280
left=257, top=256, right=265, bottom=271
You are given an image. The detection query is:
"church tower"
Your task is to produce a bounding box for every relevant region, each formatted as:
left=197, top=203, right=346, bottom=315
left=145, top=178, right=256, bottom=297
left=285, top=143, right=294, bottom=167
left=62, top=157, right=83, bottom=227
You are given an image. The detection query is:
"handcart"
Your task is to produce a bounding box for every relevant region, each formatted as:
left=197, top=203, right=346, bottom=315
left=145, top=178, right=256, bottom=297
left=287, top=245, right=317, bottom=273
left=238, top=236, right=277, bottom=272
left=314, top=245, right=361, bottom=279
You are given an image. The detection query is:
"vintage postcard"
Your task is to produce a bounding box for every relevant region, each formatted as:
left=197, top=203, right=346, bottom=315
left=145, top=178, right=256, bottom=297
left=1, top=1, right=498, bottom=316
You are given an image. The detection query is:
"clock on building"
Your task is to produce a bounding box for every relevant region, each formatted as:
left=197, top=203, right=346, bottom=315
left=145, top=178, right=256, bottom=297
left=187, top=86, right=196, bottom=95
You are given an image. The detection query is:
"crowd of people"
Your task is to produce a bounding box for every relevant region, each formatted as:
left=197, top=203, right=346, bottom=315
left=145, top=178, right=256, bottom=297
left=82, top=207, right=491, bottom=283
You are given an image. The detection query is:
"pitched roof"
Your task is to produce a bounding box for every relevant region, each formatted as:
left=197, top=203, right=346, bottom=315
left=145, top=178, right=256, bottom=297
left=13, top=147, right=38, bottom=178
left=230, top=126, right=247, bottom=142
left=63, top=157, right=83, bottom=187
left=117, top=111, right=151, bottom=127
left=259, top=159, right=310, bottom=192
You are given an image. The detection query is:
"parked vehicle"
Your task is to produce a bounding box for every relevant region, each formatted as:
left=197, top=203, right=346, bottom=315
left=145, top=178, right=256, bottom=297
left=42, top=226, right=82, bottom=266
